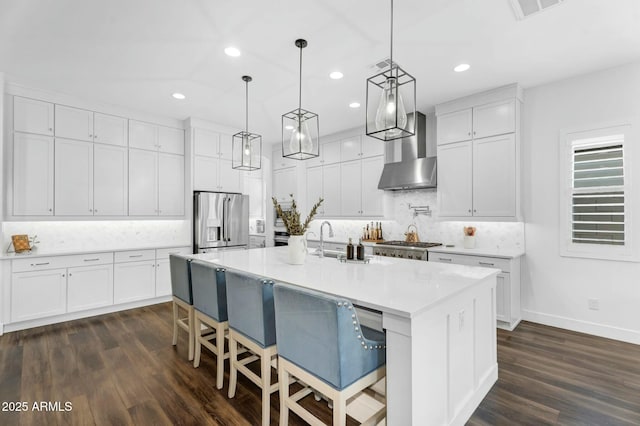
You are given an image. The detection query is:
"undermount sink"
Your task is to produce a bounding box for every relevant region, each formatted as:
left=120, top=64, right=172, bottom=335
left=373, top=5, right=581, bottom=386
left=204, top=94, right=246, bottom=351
left=311, top=249, right=342, bottom=258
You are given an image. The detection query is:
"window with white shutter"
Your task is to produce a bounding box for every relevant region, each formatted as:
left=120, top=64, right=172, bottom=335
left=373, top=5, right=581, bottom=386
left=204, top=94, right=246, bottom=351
left=571, top=142, right=624, bottom=246
left=560, top=124, right=636, bottom=261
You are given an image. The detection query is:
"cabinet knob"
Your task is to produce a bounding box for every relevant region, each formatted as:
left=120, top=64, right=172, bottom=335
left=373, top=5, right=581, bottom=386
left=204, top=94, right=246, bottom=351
left=62, top=274, right=65, bottom=277
left=49, top=208, right=53, bottom=212
left=94, top=209, right=97, bottom=213
left=473, top=131, right=476, bottom=135
left=473, top=209, right=477, bottom=213
left=89, top=209, right=93, bottom=212
left=89, top=134, right=93, bottom=138
left=468, top=209, right=471, bottom=213
left=69, top=273, right=72, bottom=277
left=468, top=132, right=471, bottom=136
left=49, top=127, right=53, bottom=131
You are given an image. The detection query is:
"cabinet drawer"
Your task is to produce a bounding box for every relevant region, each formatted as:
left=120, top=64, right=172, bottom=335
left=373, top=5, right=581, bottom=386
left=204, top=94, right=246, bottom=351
left=12, top=256, right=67, bottom=273
left=114, top=249, right=155, bottom=263
left=430, top=252, right=510, bottom=272
left=156, top=246, right=192, bottom=260
left=63, top=252, right=113, bottom=268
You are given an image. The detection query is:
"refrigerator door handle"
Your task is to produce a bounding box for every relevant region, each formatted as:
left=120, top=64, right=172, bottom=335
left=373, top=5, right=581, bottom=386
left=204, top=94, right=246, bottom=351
left=224, top=196, right=230, bottom=242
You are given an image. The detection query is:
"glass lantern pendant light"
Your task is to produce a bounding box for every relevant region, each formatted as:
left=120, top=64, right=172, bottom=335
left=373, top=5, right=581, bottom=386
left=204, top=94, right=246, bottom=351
left=366, top=0, right=416, bottom=141
left=282, top=39, right=319, bottom=160
left=232, top=75, right=262, bottom=171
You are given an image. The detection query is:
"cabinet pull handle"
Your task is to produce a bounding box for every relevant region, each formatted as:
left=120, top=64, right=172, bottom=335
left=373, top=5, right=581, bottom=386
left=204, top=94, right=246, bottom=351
left=479, top=262, right=495, bottom=266
left=33, top=262, right=50, bottom=266
left=438, top=258, right=452, bottom=262
left=129, top=254, right=143, bottom=258
left=84, top=258, right=100, bottom=262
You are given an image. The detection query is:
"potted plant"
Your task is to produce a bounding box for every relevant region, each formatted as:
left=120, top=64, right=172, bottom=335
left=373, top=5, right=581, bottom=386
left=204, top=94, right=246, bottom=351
left=272, top=195, right=323, bottom=264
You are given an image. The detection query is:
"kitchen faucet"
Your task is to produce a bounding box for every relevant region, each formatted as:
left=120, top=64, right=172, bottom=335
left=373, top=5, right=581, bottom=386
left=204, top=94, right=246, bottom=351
left=316, top=221, right=334, bottom=258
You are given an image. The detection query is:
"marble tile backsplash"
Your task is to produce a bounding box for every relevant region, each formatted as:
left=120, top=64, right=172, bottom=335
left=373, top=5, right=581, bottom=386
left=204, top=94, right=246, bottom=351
left=308, top=189, right=524, bottom=250
left=2, top=220, right=191, bottom=254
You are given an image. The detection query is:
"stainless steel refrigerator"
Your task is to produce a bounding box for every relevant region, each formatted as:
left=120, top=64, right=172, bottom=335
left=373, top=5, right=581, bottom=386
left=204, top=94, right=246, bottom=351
left=193, top=191, right=249, bottom=253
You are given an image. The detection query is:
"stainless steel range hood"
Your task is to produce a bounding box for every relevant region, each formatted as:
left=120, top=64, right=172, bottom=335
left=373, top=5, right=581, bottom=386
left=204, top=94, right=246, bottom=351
left=377, top=111, right=437, bottom=190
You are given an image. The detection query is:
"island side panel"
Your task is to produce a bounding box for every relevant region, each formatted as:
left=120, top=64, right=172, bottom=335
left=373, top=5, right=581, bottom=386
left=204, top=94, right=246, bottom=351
left=384, top=272, right=498, bottom=425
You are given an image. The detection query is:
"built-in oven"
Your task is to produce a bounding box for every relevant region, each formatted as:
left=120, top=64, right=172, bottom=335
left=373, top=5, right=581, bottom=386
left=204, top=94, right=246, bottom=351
left=274, top=202, right=292, bottom=246
left=274, top=230, right=289, bottom=246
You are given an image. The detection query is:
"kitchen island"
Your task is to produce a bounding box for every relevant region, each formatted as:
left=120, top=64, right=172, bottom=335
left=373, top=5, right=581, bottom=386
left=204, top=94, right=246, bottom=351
left=193, top=247, right=499, bottom=425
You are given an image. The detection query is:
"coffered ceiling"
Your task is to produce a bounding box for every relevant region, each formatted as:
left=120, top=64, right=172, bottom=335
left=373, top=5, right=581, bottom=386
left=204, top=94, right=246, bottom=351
left=1, top=0, right=638, bottom=142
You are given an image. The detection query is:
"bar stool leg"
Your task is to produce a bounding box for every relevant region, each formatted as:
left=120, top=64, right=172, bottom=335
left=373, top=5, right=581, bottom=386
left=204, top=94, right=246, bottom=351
left=261, top=352, right=271, bottom=426
left=216, top=322, right=225, bottom=390
left=188, top=306, right=195, bottom=361
left=193, top=314, right=202, bottom=368
left=278, top=365, right=289, bottom=426
left=333, top=394, right=347, bottom=426
left=228, top=332, right=238, bottom=398
left=172, top=301, right=179, bottom=346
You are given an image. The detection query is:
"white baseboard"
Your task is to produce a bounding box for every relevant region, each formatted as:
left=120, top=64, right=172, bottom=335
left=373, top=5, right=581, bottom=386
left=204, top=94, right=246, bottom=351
left=3, top=296, right=172, bottom=334
left=522, top=309, right=640, bottom=345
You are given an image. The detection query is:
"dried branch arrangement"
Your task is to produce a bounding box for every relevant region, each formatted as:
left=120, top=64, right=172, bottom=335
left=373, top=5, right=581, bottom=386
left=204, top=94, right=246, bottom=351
left=272, top=195, right=323, bottom=236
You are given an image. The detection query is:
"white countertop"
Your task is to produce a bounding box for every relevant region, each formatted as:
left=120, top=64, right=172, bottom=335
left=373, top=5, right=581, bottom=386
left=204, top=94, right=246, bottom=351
left=0, top=244, right=191, bottom=260
left=428, top=245, right=525, bottom=259
left=191, top=246, right=498, bottom=319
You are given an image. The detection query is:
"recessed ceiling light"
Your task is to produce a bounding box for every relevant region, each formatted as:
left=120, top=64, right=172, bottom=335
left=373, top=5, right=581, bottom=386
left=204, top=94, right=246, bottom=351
left=172, top=92, right=186, bottom=100
left=285, top=125, right=294, bottom=130
left=329, top=71, right=344, bottom=80
left=349, top=102, right=361, bottom=109
left=224, top=46, right=241, bottom=57
left=454, top=63, right=470, bottom=72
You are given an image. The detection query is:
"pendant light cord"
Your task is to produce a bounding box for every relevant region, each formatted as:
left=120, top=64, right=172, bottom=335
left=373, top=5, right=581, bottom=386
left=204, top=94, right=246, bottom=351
left=390, top=0, right=394, bottom=71
left=298, top=44, right=303, bottom=111
left=245, top=79, right=249, bottom=134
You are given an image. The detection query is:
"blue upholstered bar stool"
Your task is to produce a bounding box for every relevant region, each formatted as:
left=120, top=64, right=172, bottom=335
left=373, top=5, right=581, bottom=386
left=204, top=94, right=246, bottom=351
left=169, top=254, right=195, bottom=361
left=225, top=269, right=278, bottom=426
left=190, top=259, right=229, bottom=389
left=273, top=282, right=387, bottom=426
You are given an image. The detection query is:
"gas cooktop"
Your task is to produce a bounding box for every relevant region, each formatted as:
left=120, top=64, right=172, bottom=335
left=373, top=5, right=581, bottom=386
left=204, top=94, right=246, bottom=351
left=376, top=241, right=443, bottom=249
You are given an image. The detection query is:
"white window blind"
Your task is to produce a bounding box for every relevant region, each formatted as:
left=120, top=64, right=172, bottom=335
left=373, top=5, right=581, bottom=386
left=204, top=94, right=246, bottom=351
left=571, top=139, right=625, bottom=246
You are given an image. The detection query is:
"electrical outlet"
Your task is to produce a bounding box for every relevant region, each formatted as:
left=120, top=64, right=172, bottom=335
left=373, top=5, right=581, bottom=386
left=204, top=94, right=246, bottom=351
left=588, top=298, right=600, bottom=311
left=459, top=310, right=465, bottom=330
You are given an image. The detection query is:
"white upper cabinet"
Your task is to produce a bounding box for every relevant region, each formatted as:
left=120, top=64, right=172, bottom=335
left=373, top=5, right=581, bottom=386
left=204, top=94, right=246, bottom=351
left=472, top=134, right=516, bottom=217
left=273, top=167, right=296, bottom=202
left=361, top=136, right=385, bottom=158
left=129, top=121, right=183, bottom=154
left=55, top=105, right=94, bottom=142
left=438, top=141, right=473, bottom=217
left=54, top=139, right=94, bottom=216
left=305, top=140, right=341, bottom=167
left=472, top=99, right=516, bottom=140
left=218, top=159, right=242, bottom=193
left=194, top=128, right=220, bottom=157
left=56, top=105, right=128, bottom=145
left=194, top=155, right=219, bottom=191
left=322, top=163, right=341, bottom=217
left=341, top=136, right=361, bottom=162
left=218, top=134, right=233, bottom=159
left=94, top=113, right=127, bottom=146
left=361, top=156, right=384, bottom=216
left=438, top=99, right=516, bottom=145
left=306, top=166, right=324, bottom=216
left=158, top=153, right=185, bottom=216
left=129, top=120, right=159, bottom=151
left=158, top=126, right=185, bottom=155
left=341, top=135, right=384, bottom=161
left=129, top=149, right=159, bottom=216
left=436, top=84, right=522, bottom=219
left=94, top=144, right=128, bottom=216
left=436, top=109, right=473, bottom=145
left=13, top=133, right=54, bottom=216
left=340, top=160, right=362, bottom=216
left=14, top=96, right=54, bottom=136
left=272, top=146, right=299, bottom=170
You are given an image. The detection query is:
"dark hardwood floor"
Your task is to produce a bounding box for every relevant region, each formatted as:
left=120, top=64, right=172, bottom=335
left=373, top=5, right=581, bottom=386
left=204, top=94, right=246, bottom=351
left=1, top=303, right=639, bottom=425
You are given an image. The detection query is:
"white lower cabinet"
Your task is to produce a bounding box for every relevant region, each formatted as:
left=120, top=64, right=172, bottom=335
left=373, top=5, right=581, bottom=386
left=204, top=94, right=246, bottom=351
left=114, top=260, right=156, bottom=304
left=429, top=251, right=521, bottom=330
left=155, top=259, right=171, bottom=297
left=67, top=264, right=114, bottom=312
left=11, top=268, right=67, bottom=322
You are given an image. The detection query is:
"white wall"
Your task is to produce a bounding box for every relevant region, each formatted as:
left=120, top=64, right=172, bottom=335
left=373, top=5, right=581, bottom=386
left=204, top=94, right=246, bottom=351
left=522, top=61, right=640, bottom=344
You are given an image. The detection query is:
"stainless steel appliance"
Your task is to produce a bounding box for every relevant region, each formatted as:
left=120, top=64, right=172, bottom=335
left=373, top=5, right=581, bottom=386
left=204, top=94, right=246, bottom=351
left=273, top=201, right=292, bottom=246
left=194, top=191, right=249, bottom=253
left=373, top=241, right=442, bottom=261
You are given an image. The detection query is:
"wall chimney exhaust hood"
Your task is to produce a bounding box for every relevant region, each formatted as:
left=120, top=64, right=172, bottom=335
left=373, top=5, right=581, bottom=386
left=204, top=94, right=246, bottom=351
left=377, top=111, right=437, bottom=190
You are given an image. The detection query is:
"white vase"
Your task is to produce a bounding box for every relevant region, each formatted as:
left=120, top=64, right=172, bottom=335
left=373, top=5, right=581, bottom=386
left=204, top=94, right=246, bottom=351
left=463, top=235, right=476, bottom=249
left=287, top=235, right=307, bottom=265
